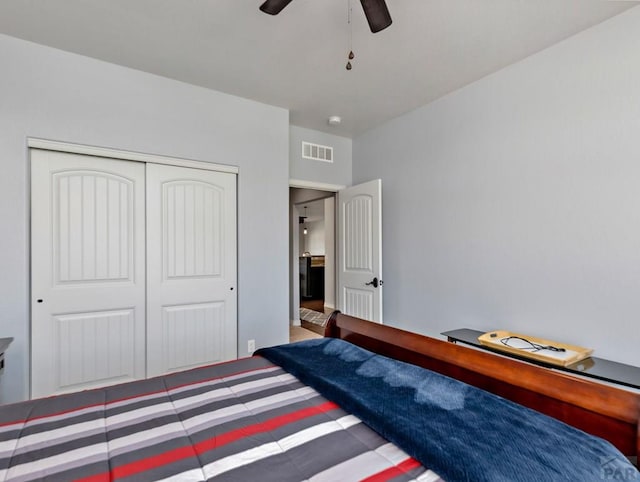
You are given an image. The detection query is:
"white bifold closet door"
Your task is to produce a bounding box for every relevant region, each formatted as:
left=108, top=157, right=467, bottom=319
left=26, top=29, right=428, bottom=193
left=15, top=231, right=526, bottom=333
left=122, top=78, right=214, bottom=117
left=31, top=150, right=147, bottom=398
left=31, top=149, right=237, bottom=398
left=146, top=163, right=237, bottom=377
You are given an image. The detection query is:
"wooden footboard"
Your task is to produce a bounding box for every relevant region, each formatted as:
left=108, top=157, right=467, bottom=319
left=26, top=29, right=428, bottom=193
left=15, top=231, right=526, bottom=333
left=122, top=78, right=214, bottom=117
left=325, top=311, right=640, bottom=463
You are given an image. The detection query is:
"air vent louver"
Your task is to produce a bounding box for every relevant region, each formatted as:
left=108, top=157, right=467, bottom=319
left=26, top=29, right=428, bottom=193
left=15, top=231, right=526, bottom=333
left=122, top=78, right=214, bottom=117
left=302, top=141, right=333, bottom=163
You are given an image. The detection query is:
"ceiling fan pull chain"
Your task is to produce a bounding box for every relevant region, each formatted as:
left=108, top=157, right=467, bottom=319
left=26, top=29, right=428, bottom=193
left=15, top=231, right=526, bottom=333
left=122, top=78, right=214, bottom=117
left=347, top=0, right=354, bottom=70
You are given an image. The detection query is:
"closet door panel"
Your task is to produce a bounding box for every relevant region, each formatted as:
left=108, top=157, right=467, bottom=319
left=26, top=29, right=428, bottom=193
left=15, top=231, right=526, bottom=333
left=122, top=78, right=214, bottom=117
left=31, top=149, right=146, bottom=398
left=146, top=164, right=237, bottom=377
left=161, top=302, right=224, bottom=373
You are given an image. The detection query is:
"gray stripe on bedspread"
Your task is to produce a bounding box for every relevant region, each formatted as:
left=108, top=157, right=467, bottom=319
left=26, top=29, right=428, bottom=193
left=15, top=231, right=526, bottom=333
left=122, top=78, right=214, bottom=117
left=0, top=356, right=430, bottom=481
left=2, top=368, right=304, bottom=450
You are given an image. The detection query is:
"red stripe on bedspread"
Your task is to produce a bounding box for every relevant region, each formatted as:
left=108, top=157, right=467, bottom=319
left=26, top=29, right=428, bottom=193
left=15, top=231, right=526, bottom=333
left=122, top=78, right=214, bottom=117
left=0, top=363, right=272, bottom=428
left=77, top=400, right=339, bottom=481
left=361, top=457, right=423, bottom=482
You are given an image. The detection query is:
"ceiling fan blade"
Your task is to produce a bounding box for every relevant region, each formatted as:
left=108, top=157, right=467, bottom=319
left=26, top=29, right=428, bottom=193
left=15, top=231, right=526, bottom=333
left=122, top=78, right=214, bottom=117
left=259, top=0, right=294, bottom=15
left=360, top=0, right=392, bottom=33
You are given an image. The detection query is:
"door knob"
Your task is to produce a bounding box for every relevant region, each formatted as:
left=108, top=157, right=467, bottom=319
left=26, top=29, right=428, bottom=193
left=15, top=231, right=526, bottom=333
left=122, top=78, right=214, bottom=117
left=365, top=277, right=379, bottom=288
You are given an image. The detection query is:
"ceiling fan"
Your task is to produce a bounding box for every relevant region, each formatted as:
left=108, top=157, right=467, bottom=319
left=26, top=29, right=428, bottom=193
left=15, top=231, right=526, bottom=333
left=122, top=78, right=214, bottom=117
left=259, top=0, right=392, bottom=33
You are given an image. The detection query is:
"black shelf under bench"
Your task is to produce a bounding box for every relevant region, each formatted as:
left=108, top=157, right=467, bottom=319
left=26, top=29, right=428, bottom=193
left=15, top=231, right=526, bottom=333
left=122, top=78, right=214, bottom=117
left=442, top=328, right=640, bottom=390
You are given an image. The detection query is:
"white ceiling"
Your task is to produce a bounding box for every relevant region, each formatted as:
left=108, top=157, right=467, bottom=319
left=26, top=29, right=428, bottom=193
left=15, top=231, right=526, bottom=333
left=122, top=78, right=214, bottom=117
left=0, top=1, right=635, bottom=138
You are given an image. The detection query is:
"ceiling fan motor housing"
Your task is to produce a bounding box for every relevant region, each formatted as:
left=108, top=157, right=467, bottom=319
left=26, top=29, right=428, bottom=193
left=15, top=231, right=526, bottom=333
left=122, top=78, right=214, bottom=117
left=259, top=0, right=392, bottom=33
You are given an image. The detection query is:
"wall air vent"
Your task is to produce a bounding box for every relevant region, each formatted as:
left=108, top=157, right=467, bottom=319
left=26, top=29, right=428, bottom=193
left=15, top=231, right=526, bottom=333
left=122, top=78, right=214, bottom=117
left=302, top=141, right=333, bottom=163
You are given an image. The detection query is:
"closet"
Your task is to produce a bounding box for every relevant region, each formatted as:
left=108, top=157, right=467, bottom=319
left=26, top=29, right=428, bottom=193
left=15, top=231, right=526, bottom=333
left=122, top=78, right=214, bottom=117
left=30, top=148, right=237, bottom=398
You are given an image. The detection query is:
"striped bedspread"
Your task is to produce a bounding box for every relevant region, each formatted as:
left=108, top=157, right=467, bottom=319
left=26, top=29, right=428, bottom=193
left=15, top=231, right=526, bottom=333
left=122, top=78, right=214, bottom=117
left=0, top=356, right=442, bottom=481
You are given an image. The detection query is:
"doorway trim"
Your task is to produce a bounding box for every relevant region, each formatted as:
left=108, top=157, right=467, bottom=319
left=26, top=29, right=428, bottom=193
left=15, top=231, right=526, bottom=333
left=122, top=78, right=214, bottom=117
left=27, top=138, right=239, bottom=174
left=289, top=179, right=342, bottom=330
left=289, top=179, right=345, bottom=192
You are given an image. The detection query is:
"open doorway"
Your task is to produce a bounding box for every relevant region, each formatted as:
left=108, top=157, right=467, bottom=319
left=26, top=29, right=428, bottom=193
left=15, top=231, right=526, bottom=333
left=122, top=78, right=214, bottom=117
left=290, top=187, right=336, bottom=340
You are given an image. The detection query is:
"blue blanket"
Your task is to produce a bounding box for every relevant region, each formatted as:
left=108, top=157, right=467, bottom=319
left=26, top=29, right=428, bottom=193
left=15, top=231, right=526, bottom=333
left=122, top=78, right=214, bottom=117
left=257, top=338, right=639, bottom=482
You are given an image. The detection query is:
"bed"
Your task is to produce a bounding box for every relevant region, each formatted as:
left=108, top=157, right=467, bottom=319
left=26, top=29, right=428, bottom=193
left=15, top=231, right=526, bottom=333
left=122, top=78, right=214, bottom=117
left=0, top=311, right=638, bottom=481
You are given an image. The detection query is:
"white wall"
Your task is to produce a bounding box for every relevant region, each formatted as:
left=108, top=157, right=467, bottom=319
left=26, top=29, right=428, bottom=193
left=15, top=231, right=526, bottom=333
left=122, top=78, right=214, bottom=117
left=289, top=125, right=352, bottom=187
left=0, top=34, right=290, bottom=403
left=353, top=7, right=640, bottom=367
left=304, top=220, right=325, bottom=255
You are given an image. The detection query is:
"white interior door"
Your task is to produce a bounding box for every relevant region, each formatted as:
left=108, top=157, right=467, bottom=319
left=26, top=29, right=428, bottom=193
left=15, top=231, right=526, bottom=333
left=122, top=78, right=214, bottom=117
left=31, top=149, right=146, bottom=398
left=337, top=179, right=383, bottom=322
left=146, top=164, right=237, bottom=377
